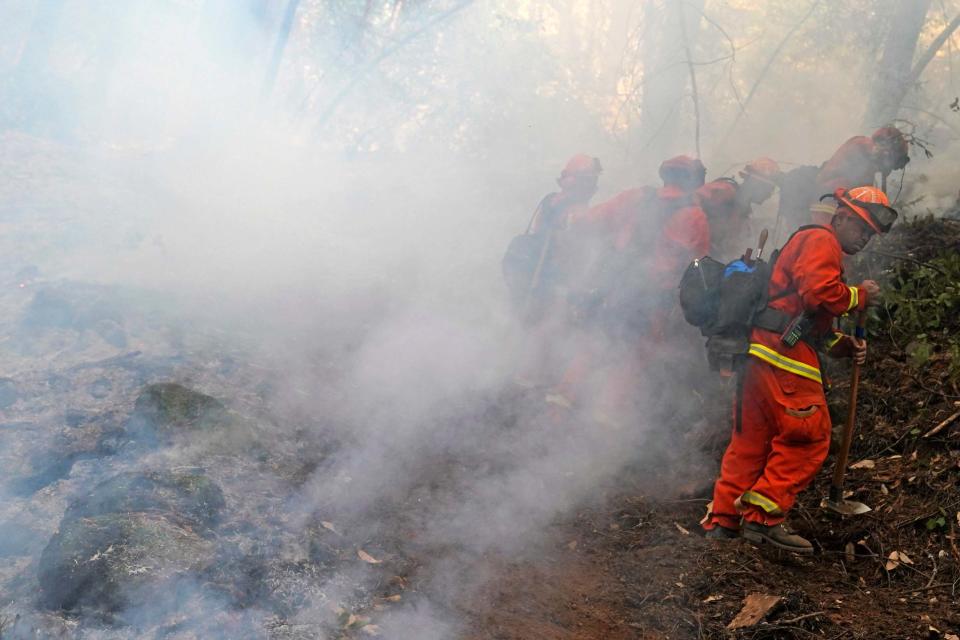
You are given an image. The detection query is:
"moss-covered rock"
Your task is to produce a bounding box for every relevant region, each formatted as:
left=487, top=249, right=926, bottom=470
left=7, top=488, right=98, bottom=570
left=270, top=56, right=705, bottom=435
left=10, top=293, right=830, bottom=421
left=130, top=383, right=227, bottom=434
left=64, top=470, right=225, bottom=531
left=38, top=512, right=215, bottom=612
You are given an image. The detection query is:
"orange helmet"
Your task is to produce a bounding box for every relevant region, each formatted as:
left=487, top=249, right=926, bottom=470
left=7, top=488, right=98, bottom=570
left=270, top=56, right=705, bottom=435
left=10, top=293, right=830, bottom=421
left=832, top=186, right=898, bottom=233
left=659, top=155, right=706, bottom=190
left=560, top=154, right=602, bottom=180
left=695, top=180, right=737, bottom=217
left=871, top=127, right=909, bottom=171
left=558, top=154, right=602, bottom=194
left=740, top=157, right=782, bottom=185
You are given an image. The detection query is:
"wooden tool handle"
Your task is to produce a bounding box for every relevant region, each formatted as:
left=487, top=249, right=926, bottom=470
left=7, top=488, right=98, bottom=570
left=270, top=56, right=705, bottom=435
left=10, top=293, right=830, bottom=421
left=755, top=228, right=769, bottom=260
left=831, top=311, right=867, bottom=491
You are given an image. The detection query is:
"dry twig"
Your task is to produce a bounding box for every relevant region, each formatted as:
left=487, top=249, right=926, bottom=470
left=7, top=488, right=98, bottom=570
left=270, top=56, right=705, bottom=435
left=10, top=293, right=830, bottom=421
left=776, top=611, right=825, bottom=625
left=923, top=409, right=960, bottom=438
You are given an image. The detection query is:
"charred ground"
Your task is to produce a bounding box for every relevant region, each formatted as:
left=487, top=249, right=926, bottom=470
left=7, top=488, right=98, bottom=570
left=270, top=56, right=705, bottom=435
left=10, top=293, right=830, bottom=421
left=455, top=215, right=960, bottom=639
left=1, top=200, right=958, bottom=640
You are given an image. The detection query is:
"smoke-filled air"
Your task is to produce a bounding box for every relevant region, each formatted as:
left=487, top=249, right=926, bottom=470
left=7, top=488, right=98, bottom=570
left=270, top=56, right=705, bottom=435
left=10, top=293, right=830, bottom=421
left=2, top=1, right=960, bottom=638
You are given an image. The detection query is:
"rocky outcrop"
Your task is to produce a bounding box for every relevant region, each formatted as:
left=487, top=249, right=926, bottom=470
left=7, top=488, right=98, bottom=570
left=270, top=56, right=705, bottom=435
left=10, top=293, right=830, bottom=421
left=65, top=470, right=225, bottom=531
left=38, top=469, right=224, bottom=612
left=129, top=383, right=228, bottom=435
left=38, top=512, right=215, bottom=611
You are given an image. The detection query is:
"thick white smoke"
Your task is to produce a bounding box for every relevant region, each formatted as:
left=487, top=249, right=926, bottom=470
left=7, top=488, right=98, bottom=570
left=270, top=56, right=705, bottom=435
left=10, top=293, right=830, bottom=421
left=2, top=1, right=957, bottom=638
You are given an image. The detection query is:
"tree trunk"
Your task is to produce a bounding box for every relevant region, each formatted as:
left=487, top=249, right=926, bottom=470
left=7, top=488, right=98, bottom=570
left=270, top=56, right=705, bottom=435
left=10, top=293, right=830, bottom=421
left=638, top=0, right=705, bottom=164
left=863, top=0, right=931, bottom=129
left=261, top=0, right=302, bottom=99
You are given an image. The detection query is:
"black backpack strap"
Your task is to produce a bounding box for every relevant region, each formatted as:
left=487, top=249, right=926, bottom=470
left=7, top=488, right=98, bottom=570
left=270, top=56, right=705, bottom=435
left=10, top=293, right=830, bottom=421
left=760, top=224, right=831, bottom=305
left=525, top=193, right=559, bottom=234
left=753, top=307, right=792, bottom=333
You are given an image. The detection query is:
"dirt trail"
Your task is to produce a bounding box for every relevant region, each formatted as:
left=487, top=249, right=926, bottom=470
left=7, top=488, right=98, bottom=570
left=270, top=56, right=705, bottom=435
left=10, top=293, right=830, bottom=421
left=462, top=480, right=960, bottom=640
left=462, top=217, right=960, bottom=640
left=460, top=538, right=635, bottom=640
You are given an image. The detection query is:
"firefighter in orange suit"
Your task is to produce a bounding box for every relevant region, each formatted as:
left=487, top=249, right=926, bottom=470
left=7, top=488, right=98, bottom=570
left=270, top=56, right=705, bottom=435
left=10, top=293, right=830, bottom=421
left=509, top=154, right=602, bottom=389
left=779, top=128, right=908, bottom=231
left=585, top=191, right=711, bottom=427
left=703, top=186, right=898, bottom=553
left=569, top=155, right=705, bottom=251
left=530, top=154, right=603, bottom=234
left=547, top=156, right=705, bottom=415
left=809, top=127, right=909, bottom=225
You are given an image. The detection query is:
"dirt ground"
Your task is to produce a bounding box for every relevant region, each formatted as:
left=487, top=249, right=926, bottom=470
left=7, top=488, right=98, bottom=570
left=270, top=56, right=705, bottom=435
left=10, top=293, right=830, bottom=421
left=2, top=134, right=957, bottom=639
left=458, top=480, right=960, bottom=639
left=455, top=218, right=960, bottom=640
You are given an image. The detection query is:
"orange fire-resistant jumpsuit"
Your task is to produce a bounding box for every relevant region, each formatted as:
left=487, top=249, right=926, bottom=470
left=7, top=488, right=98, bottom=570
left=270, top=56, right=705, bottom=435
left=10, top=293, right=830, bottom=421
left=511, top=181, right=599, bottom=389
left=810, top=137, right=880, bottom=226
left=589, top=195, right=709, bottom=422
left=707, top=224, right=867, bottom=530
left=648, top=192, right=711, bottom=335
left=550, top=186, right=706, bottom=416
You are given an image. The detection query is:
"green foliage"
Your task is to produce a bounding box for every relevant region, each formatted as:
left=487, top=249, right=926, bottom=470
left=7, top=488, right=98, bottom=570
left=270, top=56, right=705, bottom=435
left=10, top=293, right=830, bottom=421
left=906, top=338, right=933, bottom=368
left=884, top=252, right=960, bottom=337
left=881, top=250, right=960, bottom=380
left=949, top=342, right=960, bottom=381
left=925, top=506, right=949, bottom=532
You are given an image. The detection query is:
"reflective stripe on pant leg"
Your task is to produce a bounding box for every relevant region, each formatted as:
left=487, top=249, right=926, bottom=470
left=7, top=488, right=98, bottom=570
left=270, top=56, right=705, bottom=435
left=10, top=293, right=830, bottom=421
left=748, top=393, right=831, bottom=525
left=741, top=490, right=783, bottom=515
left=709, top=361, right=774, bottom=530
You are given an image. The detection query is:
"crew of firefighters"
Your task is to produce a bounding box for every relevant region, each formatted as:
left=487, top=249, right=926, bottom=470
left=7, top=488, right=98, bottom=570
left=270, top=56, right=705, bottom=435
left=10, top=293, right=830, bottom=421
left=504, top=126, right=910, bottom=554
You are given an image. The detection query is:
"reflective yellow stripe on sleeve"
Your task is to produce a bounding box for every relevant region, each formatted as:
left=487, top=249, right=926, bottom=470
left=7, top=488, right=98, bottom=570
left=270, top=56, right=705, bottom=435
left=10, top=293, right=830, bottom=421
left=748, top=343, right=823, bottom=384
left=825, top=332, right=844, bottom=351
left=847, top=286, right=859, bottom=312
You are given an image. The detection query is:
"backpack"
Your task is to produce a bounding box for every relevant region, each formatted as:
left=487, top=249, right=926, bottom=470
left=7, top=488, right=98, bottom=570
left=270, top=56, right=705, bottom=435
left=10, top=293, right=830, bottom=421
left=678, top=226, right=823, bottom=373
left=576, top=187, right=675, bottom=337
left=502, top=194, right=563, bottom=314
left=679, top=253, right=776, bottom=373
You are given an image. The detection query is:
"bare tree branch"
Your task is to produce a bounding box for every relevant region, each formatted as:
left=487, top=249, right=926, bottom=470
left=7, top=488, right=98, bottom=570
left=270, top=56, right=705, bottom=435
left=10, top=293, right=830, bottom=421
left=907, top=12, right=960, bottom=87
left=261, top=0, right=302, bottom=100
left=313, top=0, right=475, bottom=138
left=676, top=1, right=701, bottom=157
left=683, top=0, right=743, bottom=110
left=899, top=104, right=960, bottom=136
left=717, top=0, right=821, bottom=153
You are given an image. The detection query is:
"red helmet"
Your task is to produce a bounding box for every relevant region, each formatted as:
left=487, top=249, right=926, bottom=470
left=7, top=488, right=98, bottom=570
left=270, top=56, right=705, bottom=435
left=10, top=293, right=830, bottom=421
left=696, top=180, right=737, bottom=217
left=659, top=155, right=706, bottom=190
left=871, top=127, right=909, bottom=171
left=560, top=154, right=602, bottom=180
left=739, top=157, right=782, bottom=185
left=558, top=154, right=602, bottom=193
left=832, top=186, right=898, bottom=233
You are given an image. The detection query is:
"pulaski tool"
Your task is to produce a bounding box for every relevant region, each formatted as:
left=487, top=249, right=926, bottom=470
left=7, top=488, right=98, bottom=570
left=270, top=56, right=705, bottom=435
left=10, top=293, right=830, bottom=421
left=822, top=311, right=871, bottom=516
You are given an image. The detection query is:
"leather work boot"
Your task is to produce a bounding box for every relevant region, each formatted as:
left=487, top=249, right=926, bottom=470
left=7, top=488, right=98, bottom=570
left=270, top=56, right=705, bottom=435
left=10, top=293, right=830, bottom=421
left=705, top=526, right=739, bottom=540
left=742, top=522, right=813, bottom=554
